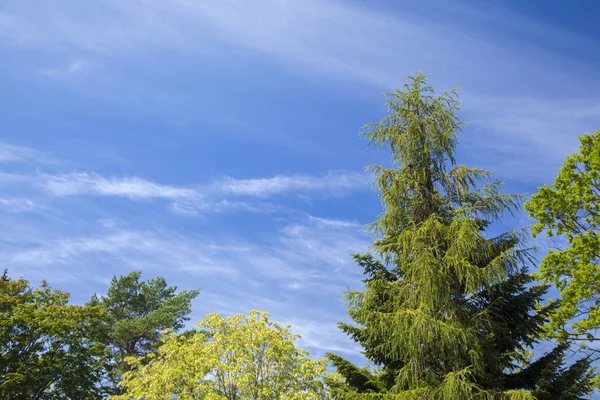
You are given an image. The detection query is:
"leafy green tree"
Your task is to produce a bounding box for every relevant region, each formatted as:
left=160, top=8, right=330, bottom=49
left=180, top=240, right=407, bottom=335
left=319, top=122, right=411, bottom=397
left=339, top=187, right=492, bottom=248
left=328, top=74, right=594, bottom=399
left=0, top=271, right=105, bottom=399
left=111, top=310, right=329, bottom=399
left=525, top=130, right=600, bottom=354
left=88, top=271, right=200, bottom=395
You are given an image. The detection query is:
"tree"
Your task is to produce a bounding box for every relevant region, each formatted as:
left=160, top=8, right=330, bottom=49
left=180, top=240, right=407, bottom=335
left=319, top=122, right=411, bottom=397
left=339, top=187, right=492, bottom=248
left=327, top=74, right=594, bottom=399
left=0, top=271, right=105, bottom=399
left=111, top=310, right=329, bottom=399
left=329, top=263, right=595, bottom=399
left=476, top=272, right=595, bottom=400
left=88, top=271, right=200, bottom=395
left=525, top=130, right=600, bottom=355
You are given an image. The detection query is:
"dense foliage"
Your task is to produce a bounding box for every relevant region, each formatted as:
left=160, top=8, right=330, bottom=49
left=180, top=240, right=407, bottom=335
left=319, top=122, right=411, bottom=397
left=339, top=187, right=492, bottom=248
left=88, top=271, right=200, bottom=395
left=526, top=131, right=600, bottom=354
left=0, top=272, right=105, bottom=399
left=112, top=310, right=329, bottom=400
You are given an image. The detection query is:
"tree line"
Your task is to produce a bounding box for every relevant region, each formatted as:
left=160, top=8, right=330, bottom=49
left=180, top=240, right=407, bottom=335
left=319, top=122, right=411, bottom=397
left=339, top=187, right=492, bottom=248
left=2, top=73, right=599, bottom=399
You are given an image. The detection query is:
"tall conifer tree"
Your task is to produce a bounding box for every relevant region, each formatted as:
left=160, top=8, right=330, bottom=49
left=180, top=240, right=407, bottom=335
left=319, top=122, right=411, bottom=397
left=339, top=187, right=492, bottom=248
left=328, top=74, right=594, bottom=399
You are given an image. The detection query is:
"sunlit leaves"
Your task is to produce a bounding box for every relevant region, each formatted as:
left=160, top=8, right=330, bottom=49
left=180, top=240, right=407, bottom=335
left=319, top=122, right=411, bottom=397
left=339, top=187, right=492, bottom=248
left=526, top=130, right=600, bottom=348
left=112, top=310, right=328, bottom=399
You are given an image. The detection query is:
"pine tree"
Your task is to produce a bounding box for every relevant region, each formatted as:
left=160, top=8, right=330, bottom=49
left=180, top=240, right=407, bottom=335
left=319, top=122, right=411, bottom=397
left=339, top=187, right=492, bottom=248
left=88, top=271, right=200, bottom=396
left=327, top=74, right=594, bottom=399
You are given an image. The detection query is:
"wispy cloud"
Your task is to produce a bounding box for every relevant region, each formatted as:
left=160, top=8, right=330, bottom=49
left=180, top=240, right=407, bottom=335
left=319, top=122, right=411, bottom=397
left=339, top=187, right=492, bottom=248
left=3, top=228, right=240, bottom=279
left=306, top=215, right=362, bottom=228
left=42, top=170, right=369, bottom=213
left=3, top=0, right=596, bottom=91
left=0, top=198, right=39, bottom=213
left=216, top=172, right=369, bottom=197
left=40, top=59, right=93, bottom=78
left=168, top=199, right=282, bottom=216
left=464, top=96, right=600, bottom=181
left=45, top=172, right=197, bottom=199
left=0, top=141, right=49, bottom=164
left=1, top=213, right=367, bottom=283
left=286, top=317, right=361, bottom=356
left=277, top=218, right=368, bottom=278
left=0, top=143, right=370, bottom=217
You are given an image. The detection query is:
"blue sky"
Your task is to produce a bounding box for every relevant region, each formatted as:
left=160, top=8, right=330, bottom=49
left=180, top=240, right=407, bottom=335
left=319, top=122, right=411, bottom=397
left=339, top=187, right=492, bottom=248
left=1, top=0, right=600, bottom=366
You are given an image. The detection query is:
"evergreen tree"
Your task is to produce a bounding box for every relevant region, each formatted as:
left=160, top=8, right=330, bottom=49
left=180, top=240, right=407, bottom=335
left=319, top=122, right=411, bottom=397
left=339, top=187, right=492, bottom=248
left=328, top=74, right=594, bottom=399
left=88, top=271, right=200, bottom=395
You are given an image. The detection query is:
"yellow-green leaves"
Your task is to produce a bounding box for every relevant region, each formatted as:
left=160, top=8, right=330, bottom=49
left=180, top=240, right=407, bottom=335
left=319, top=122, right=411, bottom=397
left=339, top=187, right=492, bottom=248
left=525, top=130, right=600, bottom=344
left=111, top=310, right=328, bottom=399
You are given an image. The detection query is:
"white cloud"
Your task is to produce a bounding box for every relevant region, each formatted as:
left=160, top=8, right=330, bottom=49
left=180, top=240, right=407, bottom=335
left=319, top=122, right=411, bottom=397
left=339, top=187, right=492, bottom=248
left=464, top=96, right=600, bottom=181
left=286, top=317, right=362, bottom=356
left=3, top=229, right=239, bottom=278
left=306, top=215, right=362, bottom=228
left=216, top=172, right=369, bottom=197
left=45, top=172, right=197, bottom=199
left=0, top=141, right=49, bottom=164
left=0, top=153, right=369, bottom=217
left=0, top=198, right=38, bottom=213
left=2, top=214, right=368, bottom=286
left=40, top=59, right=93, bottom=77
left=3, top=0, right=595, bottom=92
left=169, top=199, right=282, bottom=216
left=43, top=171, right=369, bottom=210
left=277, top=219, right=369, bottom=276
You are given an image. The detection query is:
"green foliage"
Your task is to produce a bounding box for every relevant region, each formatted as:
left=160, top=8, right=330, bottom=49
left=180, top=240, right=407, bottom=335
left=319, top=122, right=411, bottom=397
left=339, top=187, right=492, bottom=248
left=329, top=74, right=595, bottom=399
left=0, top=271, right=105, bottom=399
left=525, top=130, right=600, bottom=346
left=111, top=310, right=329, bottom=399
left=509, top=343, right=595, bottom=400
left=88, top=270, right=200, bottom=395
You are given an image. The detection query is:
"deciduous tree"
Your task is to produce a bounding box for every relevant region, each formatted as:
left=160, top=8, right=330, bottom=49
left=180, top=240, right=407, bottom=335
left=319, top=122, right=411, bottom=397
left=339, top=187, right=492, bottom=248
left=0, top=271, right=105, bottom=399
left=525, top=130, right=600, bottom=359
left=112, top=310, right=329, bottom=399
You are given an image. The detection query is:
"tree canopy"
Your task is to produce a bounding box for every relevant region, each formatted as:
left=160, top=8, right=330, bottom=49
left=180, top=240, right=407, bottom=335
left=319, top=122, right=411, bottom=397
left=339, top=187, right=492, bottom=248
left=112, top=310, right=329, bottom=400
left=0, top=271, right=105, bottom=399
left=525, top=130, right=600, bottom=359
left=88, top=271, right=200, bottom=395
